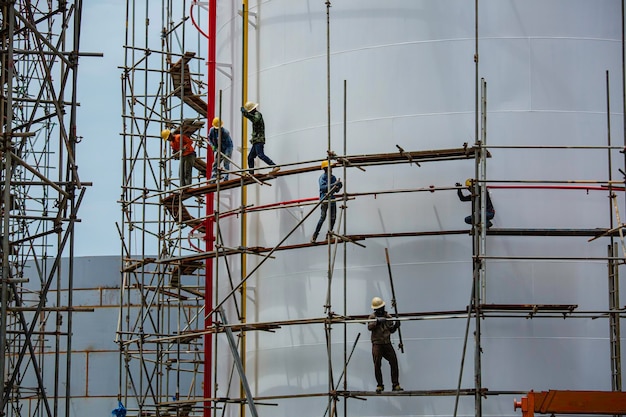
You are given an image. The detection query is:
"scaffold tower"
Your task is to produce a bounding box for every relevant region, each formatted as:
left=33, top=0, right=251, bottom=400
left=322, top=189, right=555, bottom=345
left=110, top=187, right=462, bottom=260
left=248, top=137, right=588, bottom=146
left=0, top=2, right=88, bottom=417
left=118, top=2, right=626, bottom=417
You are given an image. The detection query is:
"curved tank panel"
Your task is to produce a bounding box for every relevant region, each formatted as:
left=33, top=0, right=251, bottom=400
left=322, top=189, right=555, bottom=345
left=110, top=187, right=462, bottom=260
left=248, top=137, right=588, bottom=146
left=212, top=1, right=624, bottom=416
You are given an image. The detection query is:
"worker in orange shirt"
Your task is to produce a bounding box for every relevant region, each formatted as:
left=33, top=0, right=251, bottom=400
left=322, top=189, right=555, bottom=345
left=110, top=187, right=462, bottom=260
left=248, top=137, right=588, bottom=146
left=161, top=129, right=196, bottom=187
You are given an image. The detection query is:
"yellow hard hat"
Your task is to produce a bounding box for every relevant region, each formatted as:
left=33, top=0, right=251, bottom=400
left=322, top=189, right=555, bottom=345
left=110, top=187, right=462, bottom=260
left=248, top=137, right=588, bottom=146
left=212, top=117, right=223, bottom=128
left=161, top=129, right=171, bottom=140
left=321, top=160, right=330, bottom=169
left=465, top=178, right=473, bottom=187
left=244, top=101, right=258, bottom=112
left=371, top=297, right=385, bottom=310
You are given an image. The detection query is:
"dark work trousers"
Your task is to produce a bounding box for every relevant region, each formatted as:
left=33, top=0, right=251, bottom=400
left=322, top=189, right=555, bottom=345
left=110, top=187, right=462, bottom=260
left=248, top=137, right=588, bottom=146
left=372, top=343, right=399, bottom=386
left=464, top=209, right=495, bottom=226
left=247, top=142, right=276, bottom=169
left=313, top=201, right=336, bottom=238
left=180, top=152, right=196, bottom=186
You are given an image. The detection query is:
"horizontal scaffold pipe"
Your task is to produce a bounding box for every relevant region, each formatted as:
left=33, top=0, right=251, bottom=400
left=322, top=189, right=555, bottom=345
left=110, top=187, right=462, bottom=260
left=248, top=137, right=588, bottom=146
left=153, top=387, right=530, bottom=406
left=154, top=227, right=623, bottom=264
left=130, top=305, right=626, bottom=346
left=160, top=145, right=485, bottom=202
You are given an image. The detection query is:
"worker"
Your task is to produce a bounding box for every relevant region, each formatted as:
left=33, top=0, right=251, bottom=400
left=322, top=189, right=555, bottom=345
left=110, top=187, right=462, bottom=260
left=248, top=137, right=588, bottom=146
left=456, top=178, right=495, bottom=228
left=162, top=129, right=196, bottom=187
left=311, top=160, right=342, bottom=243
left=240, top=101, right=280, bottom=174
left=368, top=297, right=403, bottom=393
left=208, top=117, right=234, bottom=182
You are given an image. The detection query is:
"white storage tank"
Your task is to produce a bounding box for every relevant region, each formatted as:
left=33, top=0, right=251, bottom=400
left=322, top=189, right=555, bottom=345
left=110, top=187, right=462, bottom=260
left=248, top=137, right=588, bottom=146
left=211, top=1, right=624, bottom=416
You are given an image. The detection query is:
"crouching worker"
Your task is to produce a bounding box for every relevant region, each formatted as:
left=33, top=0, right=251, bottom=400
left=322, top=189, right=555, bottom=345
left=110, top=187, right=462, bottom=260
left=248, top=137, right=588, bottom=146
left=456, top=178, right=495, bottom=228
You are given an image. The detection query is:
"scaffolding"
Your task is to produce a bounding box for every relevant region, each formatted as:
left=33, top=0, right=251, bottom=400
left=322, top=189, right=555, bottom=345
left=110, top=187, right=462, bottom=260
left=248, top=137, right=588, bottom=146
left=0, top=2, right=89, bottom=417
left=118, top=2, right=625, bottom=417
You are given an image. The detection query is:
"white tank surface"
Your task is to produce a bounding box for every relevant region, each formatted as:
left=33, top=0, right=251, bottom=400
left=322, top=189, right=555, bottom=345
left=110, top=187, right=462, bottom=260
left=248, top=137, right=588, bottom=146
left=211, top=1, right=624, bottom=417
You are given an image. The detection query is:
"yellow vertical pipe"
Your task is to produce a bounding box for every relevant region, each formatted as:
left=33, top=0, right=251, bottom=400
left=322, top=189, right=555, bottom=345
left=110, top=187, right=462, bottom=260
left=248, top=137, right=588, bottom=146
left=240, top=1, right=249, bottom=416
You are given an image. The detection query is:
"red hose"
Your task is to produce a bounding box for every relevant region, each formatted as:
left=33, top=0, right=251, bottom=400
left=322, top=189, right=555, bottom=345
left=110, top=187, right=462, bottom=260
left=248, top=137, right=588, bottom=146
left=190, top=3, right=209, bottom=39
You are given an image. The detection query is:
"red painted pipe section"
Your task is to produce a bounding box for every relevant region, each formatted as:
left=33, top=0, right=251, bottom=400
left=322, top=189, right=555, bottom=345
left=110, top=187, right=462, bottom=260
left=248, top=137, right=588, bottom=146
left=226, top=197, right=318, bottom=216
left=487, top=185, right=625, bottom=191
left=204, top=2, right=216, bottom=417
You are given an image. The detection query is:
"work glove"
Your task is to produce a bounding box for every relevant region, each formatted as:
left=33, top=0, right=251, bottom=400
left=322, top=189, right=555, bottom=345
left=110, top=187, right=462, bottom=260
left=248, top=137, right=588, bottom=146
left=376, top=316, right=387, bottom=324
left=455, top=182, right=461, bottom=187
left=240, top=106, right=245, bottom=113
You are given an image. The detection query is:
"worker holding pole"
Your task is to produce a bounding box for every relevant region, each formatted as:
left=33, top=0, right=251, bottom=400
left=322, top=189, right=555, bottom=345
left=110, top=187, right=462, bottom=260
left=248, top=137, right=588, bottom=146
left=368, top=296, right=403, bottom=393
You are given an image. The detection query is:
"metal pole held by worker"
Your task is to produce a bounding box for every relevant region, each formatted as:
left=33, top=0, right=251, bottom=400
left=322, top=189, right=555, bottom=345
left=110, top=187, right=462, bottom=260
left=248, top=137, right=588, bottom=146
left=384, top=247, right=404, bottom=353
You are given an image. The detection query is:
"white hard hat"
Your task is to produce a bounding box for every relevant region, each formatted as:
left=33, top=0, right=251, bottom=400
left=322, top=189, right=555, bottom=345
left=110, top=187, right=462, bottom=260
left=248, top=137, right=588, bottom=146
left=244, top=101, right=258, bottom=112
left=371, top=297, right=385, bottom=310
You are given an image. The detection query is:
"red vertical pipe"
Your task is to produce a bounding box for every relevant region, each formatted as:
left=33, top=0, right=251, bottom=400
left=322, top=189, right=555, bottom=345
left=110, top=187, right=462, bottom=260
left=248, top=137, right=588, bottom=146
left=204, top=1, right=217, bottom=417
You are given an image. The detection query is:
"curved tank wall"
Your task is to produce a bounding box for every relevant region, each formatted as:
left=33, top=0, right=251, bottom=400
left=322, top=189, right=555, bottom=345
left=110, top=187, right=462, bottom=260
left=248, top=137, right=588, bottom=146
left=212, top=1, right=624, bottom=416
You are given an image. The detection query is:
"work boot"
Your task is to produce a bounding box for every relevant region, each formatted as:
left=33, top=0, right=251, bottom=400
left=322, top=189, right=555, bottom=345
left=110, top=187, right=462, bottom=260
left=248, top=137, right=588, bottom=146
left=392, top=384, right=403, bottom=392
left=487, top=220, right=493, bottom=229
left=376, top=385, right=384, bottom=393
left=310, top=234, right=317, bottom=243
left=271, top=166, right=280, bottom=173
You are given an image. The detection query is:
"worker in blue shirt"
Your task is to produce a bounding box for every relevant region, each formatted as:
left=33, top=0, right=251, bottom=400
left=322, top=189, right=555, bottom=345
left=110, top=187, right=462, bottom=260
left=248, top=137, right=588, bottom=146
left=208, top=117, right=233, bottom=182
left=311, top=160, right=342, bottom=243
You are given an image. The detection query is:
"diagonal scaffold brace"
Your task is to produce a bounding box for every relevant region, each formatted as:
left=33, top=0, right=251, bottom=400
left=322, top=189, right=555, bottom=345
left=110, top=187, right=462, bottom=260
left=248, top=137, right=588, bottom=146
left=384, top=248, right=405, bottom=353
left=217, top=307, right=259, bottom=417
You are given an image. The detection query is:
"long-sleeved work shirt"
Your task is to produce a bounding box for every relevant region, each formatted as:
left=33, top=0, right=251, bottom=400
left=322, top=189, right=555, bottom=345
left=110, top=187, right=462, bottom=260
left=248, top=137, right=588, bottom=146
left=208, top=127, right=233, bottom=151
left=170, top=134, right=195, bottom=157
left=319, top=172, right=342, bottom=200
left=241, top=109, right=266, bottom=144
left=367, top=312, right=400, bottom=345
left=457, top=187, right=494, bottom=212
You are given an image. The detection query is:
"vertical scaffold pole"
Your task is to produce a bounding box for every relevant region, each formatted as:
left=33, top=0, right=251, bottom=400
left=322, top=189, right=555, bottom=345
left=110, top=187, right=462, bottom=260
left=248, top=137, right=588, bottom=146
left=240, top=2, right=250, bottom=417
left=606, top=70, right=622, bottom=393
left=472, top=1, right=483, bottom=416
left=384, top=248, right=404, bottom=353
left=324, top=2, right=335, bottom=415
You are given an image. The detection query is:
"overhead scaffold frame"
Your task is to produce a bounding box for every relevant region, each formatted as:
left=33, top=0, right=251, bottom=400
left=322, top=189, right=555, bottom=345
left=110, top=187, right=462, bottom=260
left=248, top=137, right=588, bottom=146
left=117, top=2, right=626, bottom=417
